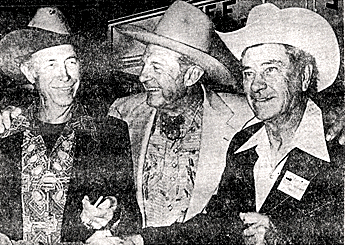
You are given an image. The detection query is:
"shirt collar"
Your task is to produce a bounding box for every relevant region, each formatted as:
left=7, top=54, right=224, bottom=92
left=235, top=100, right=330, bottom=162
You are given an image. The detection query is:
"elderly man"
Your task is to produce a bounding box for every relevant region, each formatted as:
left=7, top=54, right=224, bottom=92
left=108, top=0, right=252, bottom=238
left=105, top=1, right=345, bottom=244
left=0, top=7, right=140, bottom=244
left=207, top=3, right=343, bottom=244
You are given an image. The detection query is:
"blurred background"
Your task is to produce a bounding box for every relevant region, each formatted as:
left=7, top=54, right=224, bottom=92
left=0, top=0, right=343, bottom=116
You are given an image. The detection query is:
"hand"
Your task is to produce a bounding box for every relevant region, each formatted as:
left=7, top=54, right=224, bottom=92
left=86, top=231, right=143, bottom=245
left=0, top=233, right=11, bottom=245
left=0, top=106, right=22, bottom=134
left=81, top=196, right=117, bottom=230
left=240, top=212, right=272, bottom=245
left=86, top=230, right=123, bottom=245
left=325, top=106, right=345, bottom=145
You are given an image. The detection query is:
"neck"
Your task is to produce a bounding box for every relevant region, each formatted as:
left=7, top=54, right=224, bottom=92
left=265, top=100, right=307, bottom=153
left=161, top=84, right=203, bottom=116
left=37, top=101, right=74, bottom=124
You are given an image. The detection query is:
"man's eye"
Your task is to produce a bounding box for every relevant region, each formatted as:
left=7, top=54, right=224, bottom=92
left=243, top=71, right=255, bottom=80
left=46, top=62, right=56, bottom=68
left=264, top=67, right=278, bottom=75
left=66, top=58, right=79, bottom=66
left=153, top=66, right=162, bottom=73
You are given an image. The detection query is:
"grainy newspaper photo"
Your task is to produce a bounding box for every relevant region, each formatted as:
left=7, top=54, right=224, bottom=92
left=0, top=0, right=343, bottom=244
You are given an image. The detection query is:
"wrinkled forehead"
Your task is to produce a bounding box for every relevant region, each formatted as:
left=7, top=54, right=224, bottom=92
left=30, top=44, right=77, bottom=62
left=143, top=44, right=182, bottom=63
left=242, top=43, right=290, bottom=67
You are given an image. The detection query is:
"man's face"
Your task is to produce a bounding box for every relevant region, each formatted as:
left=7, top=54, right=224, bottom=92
left=139, top=45, right=187, bottom=109
left=29, top=44, right=80, bottom=108
left=242, top=44, right=303, bottom=122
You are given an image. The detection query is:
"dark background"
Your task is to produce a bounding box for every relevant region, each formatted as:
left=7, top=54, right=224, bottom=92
left=0, top=0, right=343, bottom=117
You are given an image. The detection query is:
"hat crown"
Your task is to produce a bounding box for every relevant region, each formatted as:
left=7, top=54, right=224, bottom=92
left=217, top=3, right=340, bottom=91
left=28, top=7, right=70, bottom=34
left=153, top=1, right=213, bottom=54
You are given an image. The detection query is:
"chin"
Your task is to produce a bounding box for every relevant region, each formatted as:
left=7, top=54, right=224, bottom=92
left=56, top=98, right=74, bottom=107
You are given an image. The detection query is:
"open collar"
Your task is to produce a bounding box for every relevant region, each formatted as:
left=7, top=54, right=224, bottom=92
left=235, top=100, right=330, bottom=162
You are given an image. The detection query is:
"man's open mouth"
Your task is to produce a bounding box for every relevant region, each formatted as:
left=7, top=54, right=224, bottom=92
left=146, top=88, right=160, bottom=92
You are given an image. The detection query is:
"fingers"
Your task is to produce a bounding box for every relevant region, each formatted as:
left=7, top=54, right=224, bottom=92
left=326, top=121, right=343, bottom=142
left=339, top=132, right=345, bottom=145
left=94, top=196, right=104, bottom=207
left=9, top=107, right=22, bottom=119
left=241, top=212, right=271, bottom=245
left=81, top=196, right=115, bottom=230
left=86, top=230, right=123, bottom=245
left=325, top=108, right=345, bottom=145
left=244, top=224, right=267, bottom=245
left=0, top=107, right=22, bottom=134
left=240, top=212, right=269, bottom=225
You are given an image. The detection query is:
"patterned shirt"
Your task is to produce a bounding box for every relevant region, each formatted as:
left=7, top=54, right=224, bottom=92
left=143, top=99, right=203, bottom=227
left=3, top=103, right=96, bottom=245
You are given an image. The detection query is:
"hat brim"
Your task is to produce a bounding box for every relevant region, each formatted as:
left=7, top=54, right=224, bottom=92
left=115, top=25, right=239, bottom=87
left=217, top=5, right=340, bottom=92
left=0, top=28, right=73, bottom=81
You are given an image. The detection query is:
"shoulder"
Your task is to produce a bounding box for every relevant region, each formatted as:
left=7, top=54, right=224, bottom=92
left=108, top=93, right=149, bottom=119
left=93, top=116, right=129, bottom=137
left=217, top=92, right=251, bottom=114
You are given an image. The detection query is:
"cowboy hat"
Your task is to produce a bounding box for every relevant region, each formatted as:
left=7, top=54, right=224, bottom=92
left=216, top=3, right=340, bottom=92
left=0, top=7, right=72, bottom=81
left=115, top=0, right=241, bottom=87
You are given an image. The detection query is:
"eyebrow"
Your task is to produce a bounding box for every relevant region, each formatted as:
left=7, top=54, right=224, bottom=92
left=262, top=59, right=285, bottom=66
left=66, top=56, right=78, bottom=60
left=241, top=59, right=286, bottom=71
left=241, top=65, right=251, bottom=72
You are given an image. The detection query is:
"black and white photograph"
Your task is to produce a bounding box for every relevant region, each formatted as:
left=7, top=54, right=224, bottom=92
left=0, top=0, right=343, bottom=244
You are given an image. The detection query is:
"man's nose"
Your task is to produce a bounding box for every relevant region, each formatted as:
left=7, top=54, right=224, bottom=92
left=139, top=65, right=152, bottom=84
left=251, top=74, right=267, bottom=93
left=60, top=65, right=71, bottom=82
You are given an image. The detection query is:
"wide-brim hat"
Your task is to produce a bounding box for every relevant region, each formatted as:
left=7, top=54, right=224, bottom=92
left=216, top=3, right=340, bottom=92
left=0, top=7, right=73, bottom=81
left=115, top=0, right=242, bottom=87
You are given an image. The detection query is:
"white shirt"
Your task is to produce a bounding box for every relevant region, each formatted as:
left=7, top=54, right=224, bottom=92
left=235, top=100, right=330, bottom=212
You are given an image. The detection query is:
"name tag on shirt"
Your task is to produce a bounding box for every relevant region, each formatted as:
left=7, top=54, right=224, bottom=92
left=277, top=171, right=310, bottom=200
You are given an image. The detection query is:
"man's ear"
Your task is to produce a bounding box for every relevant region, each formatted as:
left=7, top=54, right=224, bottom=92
left=20, top=63, right=36, bottom=84
left=302, top=64, right=313, bottom=91
left=183, top=65, right=204, bottom=87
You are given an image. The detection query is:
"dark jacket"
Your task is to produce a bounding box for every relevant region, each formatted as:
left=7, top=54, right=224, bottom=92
left=207, top=122, right=344, bottom=244
left=139, top=121, right=344, bottom=244
left=0, top=115, right=141, bottom=243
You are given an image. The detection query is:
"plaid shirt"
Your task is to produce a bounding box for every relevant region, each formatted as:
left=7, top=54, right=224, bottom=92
left=143, top=99, right=203, bottom=227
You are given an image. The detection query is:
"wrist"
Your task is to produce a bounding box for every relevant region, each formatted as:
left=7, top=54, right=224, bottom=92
left=123, top=234, right=144, bottom=245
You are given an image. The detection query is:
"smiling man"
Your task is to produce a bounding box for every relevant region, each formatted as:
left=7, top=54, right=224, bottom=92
left=0, top=7, right=140, bottom=245
left=211, top=3, right=344, bottom=244
left=108, top=1, right=253, bottom=244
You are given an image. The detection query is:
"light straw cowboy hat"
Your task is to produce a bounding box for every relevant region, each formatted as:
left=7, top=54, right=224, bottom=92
left=217, top=3, right=340, bottom=92
left=0, top=7, right=73, bottom=81
left=115, top=0, right=242, bottom=87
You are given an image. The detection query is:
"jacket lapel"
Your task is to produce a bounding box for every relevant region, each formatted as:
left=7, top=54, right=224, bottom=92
left=133, top=108, right=156, bottom=227
left=185, top=90, right=236, bottom=221
left=260, top=149, right=325, bottom=214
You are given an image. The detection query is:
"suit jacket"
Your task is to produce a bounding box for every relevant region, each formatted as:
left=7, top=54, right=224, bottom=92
left=0, top=115, right=141, bottom=243
left=207, top=122, right=344, bottom=244
left=109, top=87, right=253, bottom=244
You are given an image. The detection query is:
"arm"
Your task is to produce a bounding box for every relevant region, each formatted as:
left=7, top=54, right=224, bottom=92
left=241, top=143, right=344, bottom=245
left=314, top=79, right=345, bottom=144
left=61, top=117, right=141, bottom=243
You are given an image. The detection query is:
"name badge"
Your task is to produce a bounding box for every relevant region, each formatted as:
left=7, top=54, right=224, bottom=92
left=277, top=170, right=310, bottom=200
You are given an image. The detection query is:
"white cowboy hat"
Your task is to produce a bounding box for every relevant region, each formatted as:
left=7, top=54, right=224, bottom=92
left=0, top=7, right=73, bottom=80
left=217, top=3, right=340, bottom=92
left=115, top=0, right=242, bottom=87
